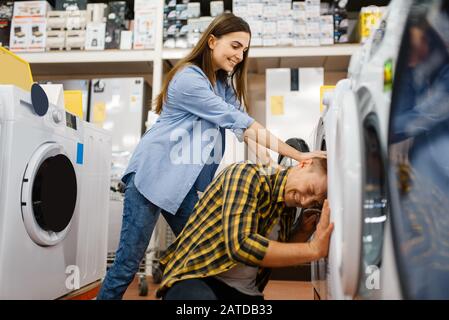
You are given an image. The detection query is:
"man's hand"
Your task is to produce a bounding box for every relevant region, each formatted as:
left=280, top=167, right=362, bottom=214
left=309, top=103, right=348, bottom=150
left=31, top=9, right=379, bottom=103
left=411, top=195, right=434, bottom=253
left=308, top=199, right=334, bottom=260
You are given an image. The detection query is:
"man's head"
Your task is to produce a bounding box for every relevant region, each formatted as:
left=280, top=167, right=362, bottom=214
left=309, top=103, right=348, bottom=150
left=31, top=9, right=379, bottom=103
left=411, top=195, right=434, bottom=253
left=284, top=158, right=327, bottom=208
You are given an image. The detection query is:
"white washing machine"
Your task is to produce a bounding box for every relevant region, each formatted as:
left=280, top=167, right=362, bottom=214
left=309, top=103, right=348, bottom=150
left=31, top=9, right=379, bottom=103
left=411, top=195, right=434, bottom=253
left=313, top=0, right=449, bottom=300
left=0, top=85, right=84, bottom=299
left=383, top=0, right=449, bottom=299
left=76, top=122, right=111, bottom=290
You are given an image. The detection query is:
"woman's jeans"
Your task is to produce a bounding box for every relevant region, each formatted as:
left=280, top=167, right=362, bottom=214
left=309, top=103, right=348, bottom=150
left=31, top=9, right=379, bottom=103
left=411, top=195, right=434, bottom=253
left=97, top=172, right=198, bottom=300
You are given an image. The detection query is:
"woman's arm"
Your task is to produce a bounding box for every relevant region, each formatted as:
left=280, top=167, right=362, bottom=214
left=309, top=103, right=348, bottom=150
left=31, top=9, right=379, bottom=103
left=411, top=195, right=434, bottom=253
left=244, top=121, right=326, bottom=163
left=246, top=137, right=278, bottom=167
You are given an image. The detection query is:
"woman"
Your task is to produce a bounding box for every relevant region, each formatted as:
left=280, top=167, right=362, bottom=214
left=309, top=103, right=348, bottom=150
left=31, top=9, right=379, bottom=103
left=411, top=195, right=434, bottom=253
left=98, top=13, right=324, bottom=299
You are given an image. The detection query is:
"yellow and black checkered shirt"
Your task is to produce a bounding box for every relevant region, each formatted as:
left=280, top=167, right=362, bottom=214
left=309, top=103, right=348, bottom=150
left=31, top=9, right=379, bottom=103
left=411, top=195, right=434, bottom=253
left=156, top=162, right=297, bottom=298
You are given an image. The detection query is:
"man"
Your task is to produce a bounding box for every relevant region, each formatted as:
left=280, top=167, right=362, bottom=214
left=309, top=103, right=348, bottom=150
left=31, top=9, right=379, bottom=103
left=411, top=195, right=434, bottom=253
left=156, top=158, right=334, bottom=300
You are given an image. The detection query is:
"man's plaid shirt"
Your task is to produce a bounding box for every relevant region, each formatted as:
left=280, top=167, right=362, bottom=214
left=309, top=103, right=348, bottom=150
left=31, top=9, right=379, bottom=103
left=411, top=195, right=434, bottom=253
left=156, top=162, right=297, bottom=298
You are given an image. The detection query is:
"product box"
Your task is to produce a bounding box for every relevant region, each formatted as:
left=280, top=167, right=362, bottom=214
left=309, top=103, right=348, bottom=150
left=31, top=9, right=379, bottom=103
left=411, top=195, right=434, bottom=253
left=85, top=22, right=105, bottom=50
left=0, top=1, right=13, bottom=19
left=10, top=17, right=47, bottom=52
left=55, top=0, right=87, bottom=11
left=133, top=9, right=157, bottom=49
left=262, top=35, right=278, bottom=46
left=210, top=1, right=224, bottom=17
left=358, top=6, right=385, bottom=43
left=29, top=18, right=47, bottom=51
left=12, top=1, right=51, bottom=18
left=186, top=2, right=200, bottom=18
left=9, top=19, right=29, bottom=51
left=66, top=10, right=87, bottom=30
left=107, top=1, right=127, bottom=24
left=87, top=3, right=107, bottom=23
left=46, top=30, right=66, bottom=50
left=277, top=19, right=294, bottom=34
left=263, top=21, right=277, bottom=36
left=119, top=30, right=132, bottom=49
left=105, top=21, right=121, bottom=49
left=47, top=11, right=67, bottom=30
left=248, top=1, right=263, bottom=18
left=65, top=29, right=85, bottom=50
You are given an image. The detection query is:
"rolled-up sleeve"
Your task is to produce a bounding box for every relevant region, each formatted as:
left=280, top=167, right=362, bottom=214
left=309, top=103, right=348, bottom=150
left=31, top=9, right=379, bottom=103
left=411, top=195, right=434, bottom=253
left=221, top=164, right=269, bottom=266
left=171, top=68, right=254, bottom=137
left=225, top=82, right=251, bottom=142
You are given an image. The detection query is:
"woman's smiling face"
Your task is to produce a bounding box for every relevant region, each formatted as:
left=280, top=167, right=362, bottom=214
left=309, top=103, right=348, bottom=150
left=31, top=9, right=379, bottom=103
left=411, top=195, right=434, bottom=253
left=208, top=31, right=250, bottom=73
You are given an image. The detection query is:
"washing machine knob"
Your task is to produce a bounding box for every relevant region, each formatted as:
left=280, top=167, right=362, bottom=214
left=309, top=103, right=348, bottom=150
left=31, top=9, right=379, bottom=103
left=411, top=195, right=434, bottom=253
left=52, top=110, right=63, bottom=123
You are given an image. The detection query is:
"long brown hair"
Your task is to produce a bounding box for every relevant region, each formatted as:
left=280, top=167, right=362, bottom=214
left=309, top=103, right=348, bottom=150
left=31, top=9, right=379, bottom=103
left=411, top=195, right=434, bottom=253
left=155, top=13, right=251, bottom=114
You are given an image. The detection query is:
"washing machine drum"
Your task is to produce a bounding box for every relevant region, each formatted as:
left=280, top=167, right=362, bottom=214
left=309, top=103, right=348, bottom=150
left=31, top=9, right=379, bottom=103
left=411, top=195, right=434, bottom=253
left=21, top=143, right=78, bottom=246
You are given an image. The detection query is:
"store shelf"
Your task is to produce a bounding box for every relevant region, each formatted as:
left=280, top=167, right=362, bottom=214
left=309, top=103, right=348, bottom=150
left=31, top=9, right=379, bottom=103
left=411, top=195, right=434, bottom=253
left=17, top=49, right=156, bottom=64
left=162, top=43, right=361, bottom=60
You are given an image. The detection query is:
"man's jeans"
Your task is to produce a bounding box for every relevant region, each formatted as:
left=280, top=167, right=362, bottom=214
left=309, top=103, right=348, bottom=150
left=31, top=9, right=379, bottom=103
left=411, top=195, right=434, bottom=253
left=97, top=172, right=198, bottom=300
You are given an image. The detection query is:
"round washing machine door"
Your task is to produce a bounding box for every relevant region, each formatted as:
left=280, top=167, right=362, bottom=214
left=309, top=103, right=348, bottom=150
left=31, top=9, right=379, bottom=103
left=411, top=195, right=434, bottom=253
left=21, top=142, right=78, bottom=246
left=387, top=0, right=449, bottom=299
left=357, top=96, right=388, bottom=299
left=335, top=90, right=363, bottom=298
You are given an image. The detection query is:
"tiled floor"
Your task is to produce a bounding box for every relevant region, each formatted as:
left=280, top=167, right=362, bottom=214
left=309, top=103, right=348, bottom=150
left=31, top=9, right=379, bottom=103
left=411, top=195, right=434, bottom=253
left=123, top=276, right=314, bottom=300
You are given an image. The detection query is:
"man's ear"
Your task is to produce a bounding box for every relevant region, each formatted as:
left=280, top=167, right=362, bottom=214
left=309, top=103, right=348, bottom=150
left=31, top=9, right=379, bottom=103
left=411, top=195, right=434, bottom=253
left=298, top=159, right=313, bottom=168
left=208, top=35, right=217, bottom=50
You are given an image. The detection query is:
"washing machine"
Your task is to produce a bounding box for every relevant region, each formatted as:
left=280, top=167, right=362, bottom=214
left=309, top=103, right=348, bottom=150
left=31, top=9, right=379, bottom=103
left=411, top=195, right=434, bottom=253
left=76, top=122, right=111, bottom=290
left=313, top=0, right=449, bottom=300
left=384, top=0, right=449, bottom=299
left=0, top=85, right=84, bottom=299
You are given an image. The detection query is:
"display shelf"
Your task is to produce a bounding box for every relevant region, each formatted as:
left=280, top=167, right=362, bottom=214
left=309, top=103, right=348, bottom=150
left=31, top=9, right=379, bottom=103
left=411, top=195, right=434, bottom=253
left=162, top=44, right=361, bottom=60
left=17, top=49, right=156, bottom=64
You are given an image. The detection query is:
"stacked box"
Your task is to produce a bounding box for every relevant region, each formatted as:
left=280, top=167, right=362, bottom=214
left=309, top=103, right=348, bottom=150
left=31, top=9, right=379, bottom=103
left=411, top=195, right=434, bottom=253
left=85, top=3, right=107, bottom=51
left=55, top=0, right=87, bottom=11
left=359, top=6, right=385, bottom=44
left=66, top=9, right=87, bottom=30
left=0, top=1, right=13, bottom=48
left=332, top=0, right=348, bottom=43
left=210, top=1, right=224, bottom=17
left=163, top=0, right=202, bottom=49
left=105, top=1, right=127, bottom=49
left=85, top=22, right=105, bottom=50
left=66, top=29, right=85, bottom=50
left=46, top=30, right=65, bottom=50
left=10, top=1, right=51, bottom=52
left=320, top=14, right=334, bottom=45
left=134, top=0, right=157, bottom=49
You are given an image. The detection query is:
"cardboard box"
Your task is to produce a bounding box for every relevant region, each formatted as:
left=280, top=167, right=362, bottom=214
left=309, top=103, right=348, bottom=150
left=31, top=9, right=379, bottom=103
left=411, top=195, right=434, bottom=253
left=46, top=30, right=66, bottom=50
left=119, top=30, right=132, bottom=50
left=65, top=29, right=85, bottom=50
left=55, top=0, right=87, bottom=11
left=87, top=3, right=107, bottom=23
left=210, top=1, right=224, bottom=17
left=29, top=19, right=47, bottom=51
left=186, top=2, right=200, bottom=19
left=85, top=22, right=105, bottom=50
left=0, top=1, right=13, bottom=19
left=9, top=19, right=29, bottom=51
left=66, top=9, right=87, bottom=30
left=133, top=9, right=157, bottom=49
left=47, top=11, right=67, bottom=30
left=12, top=1, right=51, bottom=18
left=10, top=17, right=47, bottom=52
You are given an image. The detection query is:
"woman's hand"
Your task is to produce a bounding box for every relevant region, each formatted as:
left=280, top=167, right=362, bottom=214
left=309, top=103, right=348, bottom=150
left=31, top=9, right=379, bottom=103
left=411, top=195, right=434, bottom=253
left=294, top=150, right=327, bottom=162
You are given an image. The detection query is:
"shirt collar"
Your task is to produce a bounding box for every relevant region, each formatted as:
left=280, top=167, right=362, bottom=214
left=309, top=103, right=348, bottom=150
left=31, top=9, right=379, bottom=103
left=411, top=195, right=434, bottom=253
left=269, top=167, right=291, bottom=204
